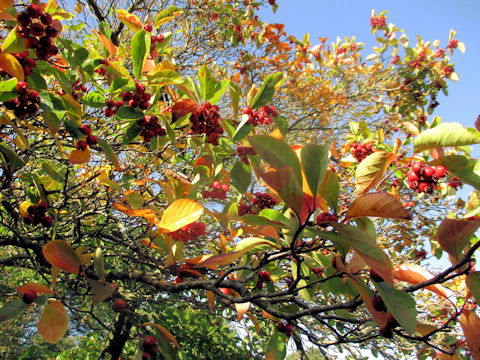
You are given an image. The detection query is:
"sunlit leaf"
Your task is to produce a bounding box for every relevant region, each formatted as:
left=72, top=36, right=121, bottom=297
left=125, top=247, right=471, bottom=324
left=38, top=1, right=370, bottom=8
left=157, top=199, right=203, bottom=233
left=38, top=301, right=68, bottom=344
left=42, top=240, right=81, bottom=274
left=393, top=263, right=448, bottom=299
left=92, top=30, right=118, bottom=56
left=355, top=151, right=395, bottom=194
left=440, top=155, right=480, bottom=191
left=250, top=72, right=283, bottom=110
left=113, top=203, right=157, bottom=225
left=131, top=29, right=151, bottom=79
left=414, top=123, right=480, bottom=151
left=116, top=9, right=143, bottom=32
left=171, top=98, right=198, bottom=122
left=69, top=147, right=91, bottom=164
left=0, top=52, right=24, bottom=81
left=460, top=309, right=480, bottom=360
left=345, top=192, right=411, bottom=220
left=235, top=302, right=250, bottom=321
left=154, top=6, right=182, bottom=27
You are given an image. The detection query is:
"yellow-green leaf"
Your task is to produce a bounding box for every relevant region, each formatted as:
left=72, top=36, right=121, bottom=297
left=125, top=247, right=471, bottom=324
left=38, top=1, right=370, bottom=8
left=355, top=151, right=395, bottom=194
left=157, top=199, right=203, bottom=233
left=38, top=301, right=69, bottom=344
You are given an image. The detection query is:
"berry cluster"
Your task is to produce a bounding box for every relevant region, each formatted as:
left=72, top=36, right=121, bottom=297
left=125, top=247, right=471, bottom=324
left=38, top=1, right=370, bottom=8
left=3, top=81, right=40, bottom=119
left=24, top=202, right=53, bottom=227
left=75, top=125, right=98, bottom=150
left=448, top=176, right=462, bottom=190
left=21, top=289, right=37, bottom=304
left=242, top=105, right=278, bottom=126
left=94, top=60, right=109, bottom=77
left=170, top=221, right=206, bottom=243
left=276, top=321, right=293, bottom=337
left=370, top=15, right=386, bottom=28
left=104, top=99, right=124, bottom=117
left=136, top=115, right=166, bottom=142
left=120, top=82, right=151, bottom=110
left=141, top=336, right=159, bottom=360
left=71, top=80, right=88, bottom=100
left=236, top=146, right=256, bottom=164
left=351, top=142, right=374, bottom=162
left=447, top=39, right=459, bottom=51
left=238, top=192, right=277, bottom=216
left=202, top=181, right=229, bottom=200
left=16, top=5, right=60, bottom=60
left=10, top=51, right=36, bottom=78
left=255, top=270, right=271, bottom=290
left=407, top=163, right=447, bottom=194
left=189, top=102, right=223, bottom=145
left=310, top=267, right=323, bottom=276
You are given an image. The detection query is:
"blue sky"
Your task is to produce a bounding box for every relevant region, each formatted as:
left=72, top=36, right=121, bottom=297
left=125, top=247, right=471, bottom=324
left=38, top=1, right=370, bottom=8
left=259, top=0, right=480, bottom=136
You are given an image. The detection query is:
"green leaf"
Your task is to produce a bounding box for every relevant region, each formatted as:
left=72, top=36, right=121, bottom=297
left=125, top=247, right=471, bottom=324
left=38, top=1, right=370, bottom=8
left=234, top=237, right=280, bottom=254
left=375, top=281, right=417, bottom=334
left=466, top=272, right=480, bottom=304
left=0, top=143, right=25, bottom=172
left=440, top=155, right=480, bottom=191
left=301, top=144, right=329, bottom=196
left=154, top=6, right=182, bottom=28
left=63, top=119, right=84, bottom=139
left=123, top=121, right=143, bottom=144
left=1, top=29, right=27, bottom=53
left=318, top=169, right=339, bottom=212
left=249, top=135, right=302, bottom=185
left=0, top=299, right=29, bottom=323
left=229, top=81, right=242, bottom=114
left=414, top=122, right=480, bottom=151
left=97, top=139, right=121, bottom=170
left=210, top=79, right=230, bottom=105
left=131, top=29, right=151, bottom=79
left=0, top=77, right=17, bottom=92
left=259, top=209, right=289, bottom=226
left=250, top=72, right=283, bottom=109
left=233, top=116, right=254, bottom=143
left=355, top=151, right=395, bottom=194
left=0, top=91, right=18, bottom=102
left=116, top=106, right=144, bottom=120
left=83, top=91, right=106, bottom=108
left=41, top=162, right=63, bottom=182
left=265, top=330, right=287, bottom=360
left=198, top=64, right=217, bottom=102
left=230, top=161, right=251, bottom=193
left=331, top=222, right=393, bottom=284
left=149, top=69, right=183, bottom=86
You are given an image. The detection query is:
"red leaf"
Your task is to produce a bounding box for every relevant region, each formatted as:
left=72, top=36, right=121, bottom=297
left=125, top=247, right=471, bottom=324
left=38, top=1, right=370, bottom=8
left=171, top=99, right=198, bottom=122
left=42, top=240, right=81, bottom=274
left=17, top=283, right=53, bottom=295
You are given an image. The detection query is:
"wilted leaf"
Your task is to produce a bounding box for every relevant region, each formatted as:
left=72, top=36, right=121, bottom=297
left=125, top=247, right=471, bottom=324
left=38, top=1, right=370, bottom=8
left=393, top=263, right=448, bottom=299
left=345, top=192, right=411, bottom=220
left=17, top=283, right=53, bottom=295
left=437, top=218, right=480, bottom=261
left=414, top=122, right=480, bottom=151
left=355, top=151, right=395, bottom=194
left=42, top=240, right=81, bottom=274
left=90, top=280, right=116, bottom=305
left=157, top=199, right=203, bottom=233
left=38, top=301, right=69, bottom=344
left=171, top=99, right=198, bottom=122
left=460, top=309, right=480, bottom=360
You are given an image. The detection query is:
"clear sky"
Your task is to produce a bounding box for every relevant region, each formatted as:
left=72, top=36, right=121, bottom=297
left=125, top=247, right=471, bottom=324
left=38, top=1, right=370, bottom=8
left=259, top=0, right=480, bottom=137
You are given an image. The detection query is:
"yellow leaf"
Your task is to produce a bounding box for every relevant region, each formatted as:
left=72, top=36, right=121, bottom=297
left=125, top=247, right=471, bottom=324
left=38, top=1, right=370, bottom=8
left=206, top=291, right=215, bottom=309
left=74, top=1, right=82, bottom=13
left=393, top=263, right=448, bottom=299
left=38, top=301, right=69, bottom=344
left=157, top=199, right=203, bottom=233
left=113, top=203, right=157, bottom=226
left=460, top=309, right=480, bottom=360
left=116, top=9, right=142, bottom=32
left=355, top=151, right=395, bottom=194
left=0, top=0, right=13, bottom=13
left=0, top=53, right=24, bottom=81
left=235, top=302, right=250, bottom=321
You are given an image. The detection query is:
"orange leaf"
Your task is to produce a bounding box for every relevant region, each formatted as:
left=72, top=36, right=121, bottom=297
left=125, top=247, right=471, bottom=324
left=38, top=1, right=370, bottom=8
left=156, top=199, right=203, bottom=233
left=38, top=301, right=69, bottom=344
left=171, top=99, right=198, bottom=122
left=206, top=290, right=215, bottom=309
left=17, top=283, right=53, bottom=295
left=139, top=238, right=163, bottom=250
left=142, top=322, right=180, bottom=349
left=460, top=309, right=480, bottom=360
left=0, top=0, right=13, bottom=12
left=113, top=203, right=157, bottom=225
left=350, top=278, right=389, bottom=328
left=69, top=147, right=91, bottom=164
left=0, top=52, right=24, bottom=81
left=345, top=192, right=412, bottom=221
left=437, top=219, right=480, bottom=261
left=92, top=30, right=118, bottom=57
left=42, top=240, right=81, bottom=274
left=393, top=263, right=448, bottom=299
left=235, top=302, right=250, bottom=321
left=116, top=9, right=143, bottom=32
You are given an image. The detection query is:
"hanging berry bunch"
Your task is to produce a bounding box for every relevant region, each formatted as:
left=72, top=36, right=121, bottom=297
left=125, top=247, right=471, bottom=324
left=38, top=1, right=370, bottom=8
left=189, top=102, right=223, bottom=145
left=104, top=99, right=124, bottom=117
left=276, top=321, right=293, bottom=337
left=236, top=146, right=256, bottom=164
left=16, top=4, right=61, bottom=60
left=238, top=192, right=277, bottom=216
left=75, top=124, right=97, bottom=150
left=120, top=82, right=151, bottom=110
left=94, top=60, right=109, bottom=77
left=170, top=222, right=206, bottom=243
left=351, top=142, right=374, bottom=162
left=136, top=115, right=166, bottom=142
left=242, top=105, right=278, bottom=126
left=1, top=52, right=36, bottom=78
left=23, top=202, right=53, bottom=227
left=407, top=163, right=448, bottom=193
left=202, top=181, right=229, bottom=200
left=3, top=81, right=40, bottom=119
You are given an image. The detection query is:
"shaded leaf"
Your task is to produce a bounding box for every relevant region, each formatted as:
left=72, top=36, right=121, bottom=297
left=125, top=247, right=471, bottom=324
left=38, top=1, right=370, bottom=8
left=42, top=240, right=81, bottom=274
left=466, top=272, right=480, bottom=304
left=0, top=299, right=29, bottom=323
left=230, top=161, right=251, bottom=193
left=440, top=155, right=480, bottom=191
left=38, top=301, right=69, bottom=344
left=318, top=169, right=339, bottom=211
left=393, top=263, right=448, bottom=299
left=97, top=139, right=121, bottom=170
left=265, top=330, right=287, bottom=360
left=301, top=143, right=329, bottom=197
left=437, top=219, right=480, bottom=261
left=17, top=283, right=53, bottom=295
left=414, top=122, right=480, bottom=151
left=355, top=151, right=395, bottom=194
left=171, top=99, right=198, bottom=122
left=0, top=142, right=25, bottom=172
left=90, top=280, right=116, bottom=305
left=143, top=323, right=180, bottom=349
left=345, top=192, right=411, bottom=220
left=349, top=278, right=389, bottom=328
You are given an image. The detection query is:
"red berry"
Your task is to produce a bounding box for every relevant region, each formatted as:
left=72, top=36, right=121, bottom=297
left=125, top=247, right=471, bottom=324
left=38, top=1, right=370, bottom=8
left=144, top=22, right=153, bottom=32
left=422, top=166, right=435, bottom=179
left=411, top=162, right=423, bottom=174
left=75, top=140, right=88, bottom=151
left=15, top=81, right=29, bottom=95
left=22, top=289, right=37, bottom=304
left=219, top=288, right=230, bottom=295
left=434, top=165, right=447, bottom=178
left=212, top=181, right=221, bottom=189
left=79, top=124, right=92, bottom=135
left=372, top=295, right=387, bottom=312
left=112, top=299, right=127, bottom=312
left=86, top=135, right=98, bottom=146
left=380, top=325, right=393, bottom=338
left=142, top=335, right=157, bottom=350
